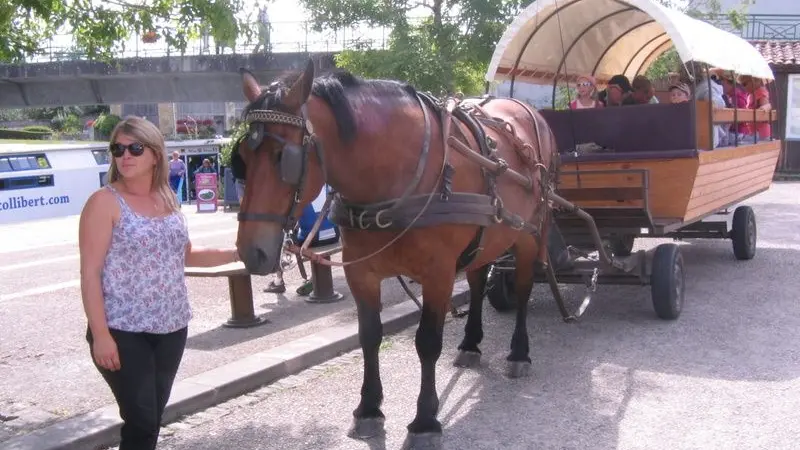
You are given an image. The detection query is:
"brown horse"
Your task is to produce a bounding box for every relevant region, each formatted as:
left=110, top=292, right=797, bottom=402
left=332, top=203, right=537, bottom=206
left=234, top=59, right=557, bottom=448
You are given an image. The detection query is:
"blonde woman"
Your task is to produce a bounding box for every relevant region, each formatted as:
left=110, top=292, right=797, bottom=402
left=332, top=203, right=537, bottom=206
left=78, top=116, right=239, bottom=450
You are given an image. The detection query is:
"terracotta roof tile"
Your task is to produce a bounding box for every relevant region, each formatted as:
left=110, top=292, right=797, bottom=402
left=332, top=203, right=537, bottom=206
left=749, top=40, right=800, bottom=66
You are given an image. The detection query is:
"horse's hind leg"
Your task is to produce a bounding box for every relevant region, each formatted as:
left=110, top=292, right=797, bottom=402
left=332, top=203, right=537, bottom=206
left=347, top=272, right=386, bottom=439
left=507, top=237, right=537, bottom=378
left=404, top=276, right=453, bottom=449
left=454, top=264, right=489, bottom=368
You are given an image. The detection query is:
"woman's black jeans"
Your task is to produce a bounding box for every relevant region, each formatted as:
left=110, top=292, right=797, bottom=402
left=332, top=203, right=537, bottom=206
left=87, top=326, right=188, bottom=450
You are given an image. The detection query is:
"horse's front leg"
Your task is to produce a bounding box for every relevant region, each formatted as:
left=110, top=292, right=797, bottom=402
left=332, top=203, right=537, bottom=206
left=404, top=275, right=454, bottom=450
left=507, top=239, right=537, bottom=378
left=454, top=264, right=489, bottom=368
left=346, top=269, right=386, bottom=439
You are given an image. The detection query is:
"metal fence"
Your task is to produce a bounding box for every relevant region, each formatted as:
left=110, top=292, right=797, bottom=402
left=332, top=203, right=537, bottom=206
left=26, top=19, right=403, bottom=63
left=704, top=14, right=800, bottom=41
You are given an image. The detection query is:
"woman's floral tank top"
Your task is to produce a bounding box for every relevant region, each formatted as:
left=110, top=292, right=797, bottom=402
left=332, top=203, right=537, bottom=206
left=101, top=185, right=191, bottom=334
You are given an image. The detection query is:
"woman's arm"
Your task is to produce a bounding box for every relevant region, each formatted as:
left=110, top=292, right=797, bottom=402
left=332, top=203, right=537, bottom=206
left=185, top=241, right=240, bottom=267
left=78, top=191, right=116, bottom=342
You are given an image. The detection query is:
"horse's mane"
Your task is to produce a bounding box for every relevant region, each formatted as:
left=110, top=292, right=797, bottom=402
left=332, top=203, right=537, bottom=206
left=242, top=69, right=418, bottom=144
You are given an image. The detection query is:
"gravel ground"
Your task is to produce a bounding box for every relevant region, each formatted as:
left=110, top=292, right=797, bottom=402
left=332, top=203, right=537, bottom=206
left=143, top=183, right=800, bottom=450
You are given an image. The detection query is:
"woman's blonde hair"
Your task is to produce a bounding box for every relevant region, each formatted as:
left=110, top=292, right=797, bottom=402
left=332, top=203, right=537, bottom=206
left=107, top=116, right=180, bottom=213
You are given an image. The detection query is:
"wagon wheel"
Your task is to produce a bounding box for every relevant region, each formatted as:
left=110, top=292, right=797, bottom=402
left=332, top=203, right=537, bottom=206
left=610, top=235, right=635, bottom=257
left=650, top=243, right=685, bottom=320
left=731, top=205, right=756, bottom=260
left=486, top=264, right=516, bottom=312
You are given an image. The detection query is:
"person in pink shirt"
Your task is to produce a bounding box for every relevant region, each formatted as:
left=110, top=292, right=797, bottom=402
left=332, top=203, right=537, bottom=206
left=569, top=75, right=604, bottom=110
left=739, top=75, right=772, bottom=141
left=712, top=69, right=753, bottom=140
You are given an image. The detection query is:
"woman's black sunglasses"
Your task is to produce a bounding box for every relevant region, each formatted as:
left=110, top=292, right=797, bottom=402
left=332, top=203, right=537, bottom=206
left=109, top=142, right=146, bottom=158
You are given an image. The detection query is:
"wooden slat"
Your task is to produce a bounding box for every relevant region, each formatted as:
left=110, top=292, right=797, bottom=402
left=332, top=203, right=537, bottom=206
left=693, top=157, right=779, bottom=191
left=558, top=187, right=645, bottom=202
left=697, top=140, right=781, bottom=164
left=684, top=142, right=780, bottom=220
left=561, top=158, right=698, bottom=219
left=696, top=148, right=779, bottom=177
left=685, top=180, right=772, bottom=221
left=185, top=262, right=248, bottom=277
left=690, top=163, right=777, bottom=199
left=557, top=172, right=645, bottom=189
left=713, top=107, right=777, bottom=124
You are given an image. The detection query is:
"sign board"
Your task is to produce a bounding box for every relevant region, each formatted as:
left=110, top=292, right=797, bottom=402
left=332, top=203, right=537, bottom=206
left=787, top=74, right=800, bottom=141
left=195, top=172, right=218, bottom=213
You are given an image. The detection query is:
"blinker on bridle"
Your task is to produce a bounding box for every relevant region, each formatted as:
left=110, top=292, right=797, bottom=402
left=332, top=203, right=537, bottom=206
left=236, top=87, right=319, bottom=232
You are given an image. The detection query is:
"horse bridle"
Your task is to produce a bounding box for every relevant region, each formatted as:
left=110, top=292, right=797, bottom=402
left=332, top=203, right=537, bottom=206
left=235, top=90, right=321, bottom=232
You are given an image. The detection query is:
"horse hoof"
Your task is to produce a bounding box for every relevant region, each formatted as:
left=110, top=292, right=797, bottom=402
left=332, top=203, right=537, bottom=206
left=348, top=417, right=385, bottom=439
left=506, top=360, right=532, bottom=378
left=402, top=432, right=443, bottom=450
left=453, top=350, right=481, bottom=368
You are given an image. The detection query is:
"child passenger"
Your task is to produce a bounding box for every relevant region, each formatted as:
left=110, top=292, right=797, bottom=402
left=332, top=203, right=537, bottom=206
left=669, top=82, right=690, bottom=104
left=569, top=75, right=603, bottom=109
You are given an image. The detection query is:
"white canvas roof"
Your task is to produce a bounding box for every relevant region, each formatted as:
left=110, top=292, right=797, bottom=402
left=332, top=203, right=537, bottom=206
left=485, top=0, right=775, bottom=86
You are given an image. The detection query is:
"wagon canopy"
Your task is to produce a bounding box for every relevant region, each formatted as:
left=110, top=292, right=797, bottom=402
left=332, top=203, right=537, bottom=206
left=485, top=0, right=774, bottom=87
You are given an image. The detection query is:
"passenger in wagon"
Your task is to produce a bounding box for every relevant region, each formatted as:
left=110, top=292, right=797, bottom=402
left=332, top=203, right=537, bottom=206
left=669, top=82, right=690, bottom=104
left=682, top=63, right=727, bottom=148
left=711, top=68, right=753, bottom=141
left=739, top=74, right=772, bottom=141
left=569, top=75, right=604, bottom=109
left=598, top=74, right=632, bottom=107
left=624, top=75, right=659, bottom=105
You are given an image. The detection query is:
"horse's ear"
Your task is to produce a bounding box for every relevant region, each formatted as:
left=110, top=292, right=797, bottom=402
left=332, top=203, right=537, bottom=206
left=240, top=68, right=262, bottom=103
left=285, top=59, right=315, bottom=109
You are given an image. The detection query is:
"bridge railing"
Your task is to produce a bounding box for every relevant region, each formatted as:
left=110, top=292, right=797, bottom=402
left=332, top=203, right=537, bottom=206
left=702, top=14, right=800, bottom=41
left=26, top=19, right=401, bottom=63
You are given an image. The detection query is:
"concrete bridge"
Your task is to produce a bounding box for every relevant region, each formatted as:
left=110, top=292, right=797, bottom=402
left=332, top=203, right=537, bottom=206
left=0, top=52, right=337, bottom=108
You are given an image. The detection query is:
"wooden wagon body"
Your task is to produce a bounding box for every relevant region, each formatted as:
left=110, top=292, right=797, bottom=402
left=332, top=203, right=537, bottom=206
left=481, top=0, right=781, bottom=319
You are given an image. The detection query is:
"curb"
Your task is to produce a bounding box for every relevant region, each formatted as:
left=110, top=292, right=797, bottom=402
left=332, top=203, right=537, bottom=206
left=3, top=281, right=472, bottom=450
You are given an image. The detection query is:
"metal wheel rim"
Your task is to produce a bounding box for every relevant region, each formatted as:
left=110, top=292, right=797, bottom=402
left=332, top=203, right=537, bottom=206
left=747, top=214, right=756, bottom=250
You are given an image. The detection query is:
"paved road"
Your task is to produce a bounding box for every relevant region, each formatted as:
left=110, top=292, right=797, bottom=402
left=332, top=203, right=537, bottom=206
left=0, top=205, right=425, bottom=443
left=150, top=183, right=800, bottom=450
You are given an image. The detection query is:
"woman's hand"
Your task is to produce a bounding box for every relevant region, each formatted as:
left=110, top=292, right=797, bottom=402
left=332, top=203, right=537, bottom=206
left=93, top=333, right=121, bottom=371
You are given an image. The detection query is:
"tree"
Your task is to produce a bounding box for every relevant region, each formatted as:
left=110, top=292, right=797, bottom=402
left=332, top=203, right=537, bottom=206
left=303, top=0, right=532, bottom=95
left=0, top=0, right=255, bottom=63
left=645, top=0, right=753, bottom=80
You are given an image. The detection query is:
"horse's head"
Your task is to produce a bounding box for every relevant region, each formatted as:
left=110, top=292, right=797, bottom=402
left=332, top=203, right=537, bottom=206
left=235, top=59, right=326, bottom=275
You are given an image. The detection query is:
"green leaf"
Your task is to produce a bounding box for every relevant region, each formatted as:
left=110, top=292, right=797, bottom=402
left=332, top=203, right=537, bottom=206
left=0, top=0, right=253, bottom=63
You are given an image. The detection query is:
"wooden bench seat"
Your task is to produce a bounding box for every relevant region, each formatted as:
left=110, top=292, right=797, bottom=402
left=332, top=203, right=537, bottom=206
left=184, top=243, right=345, bottom=328
left=185, top=262, right=262, bottom=328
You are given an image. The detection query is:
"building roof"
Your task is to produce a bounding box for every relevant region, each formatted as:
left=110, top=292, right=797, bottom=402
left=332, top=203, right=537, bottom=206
left=749, top=40, right=800, bottom=69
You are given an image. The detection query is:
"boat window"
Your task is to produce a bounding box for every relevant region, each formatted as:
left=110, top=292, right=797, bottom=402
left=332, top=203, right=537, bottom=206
left=0, top=174, right=55, bottom=191
left=92, top=150, right=111, bottom=165
left=2, top=153, right=51, bottom=172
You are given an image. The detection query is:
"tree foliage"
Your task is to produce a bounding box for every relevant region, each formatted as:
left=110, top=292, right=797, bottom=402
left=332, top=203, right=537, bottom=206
left=0, top=0, right=254, bottom=63
left=304, top=0, right=532, bottom=95
left=645, top=0, right=753, bottom=80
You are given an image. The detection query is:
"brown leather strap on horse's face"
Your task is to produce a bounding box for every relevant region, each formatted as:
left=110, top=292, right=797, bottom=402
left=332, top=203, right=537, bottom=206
left=236, top=102, right=320, bottom=232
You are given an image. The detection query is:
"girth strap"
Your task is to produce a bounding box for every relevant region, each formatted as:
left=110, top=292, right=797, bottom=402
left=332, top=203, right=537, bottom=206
left=329, top=192, right=539, bottom=235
